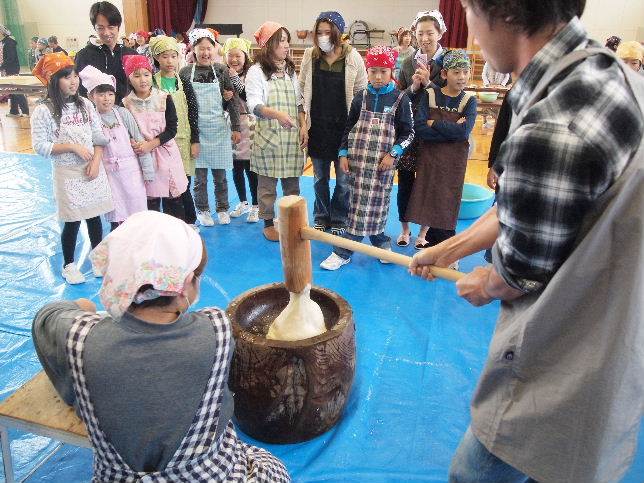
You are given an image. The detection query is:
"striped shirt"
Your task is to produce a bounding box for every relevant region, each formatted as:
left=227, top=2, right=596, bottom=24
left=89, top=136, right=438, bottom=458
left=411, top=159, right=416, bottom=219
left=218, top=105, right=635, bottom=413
left=493, top=17, right=643, bottom=292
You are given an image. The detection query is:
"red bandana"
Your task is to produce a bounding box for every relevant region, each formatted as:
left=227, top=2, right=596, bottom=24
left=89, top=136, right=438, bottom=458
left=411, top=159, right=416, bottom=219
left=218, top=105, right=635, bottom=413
left=123, top=55, right=153, bottom=77
left=365, top=46, right=398, bottom=70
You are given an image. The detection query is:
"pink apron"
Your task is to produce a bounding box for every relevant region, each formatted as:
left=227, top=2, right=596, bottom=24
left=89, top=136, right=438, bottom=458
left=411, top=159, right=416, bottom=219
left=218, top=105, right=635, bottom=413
left=101, top=108, right=148, bottom=222
left=123, top=90, right=188, bottom=198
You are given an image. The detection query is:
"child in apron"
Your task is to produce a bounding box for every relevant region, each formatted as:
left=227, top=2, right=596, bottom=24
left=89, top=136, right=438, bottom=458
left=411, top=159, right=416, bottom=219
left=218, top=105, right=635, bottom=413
left=181, top=29, right=241, bottom=227
left=320, top=46, right=415, bottom=270
left=31, top=53, right=113, bottom=285
left=79, top=65, right=153, bottom=232
left=246, top=22, right=308, bottom=242
left=151, top=35, right=201, bottom=229
left=407, top=49, right=477, bottom=270
left=224, top=37, right=260, bottom=223
left=122, top=54, right=189, bottom=221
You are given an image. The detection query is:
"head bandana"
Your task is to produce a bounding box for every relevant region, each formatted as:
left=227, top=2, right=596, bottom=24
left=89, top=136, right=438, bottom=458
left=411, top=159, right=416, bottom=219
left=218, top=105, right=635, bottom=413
left=223, top=37, right=252, bottom=57
left=0, top=25, right=11, bottom=37
left=128, top=32, right=137, bottom=43
left=90, top=210, right=203, bottom=319
left=365, top=46, right=398, bottom=70
left=79, top=65, right=116, bottom=94
left=616, top=41, right=644, bottom=63
left=188, top=28, right=216, bottom=46
left=442, top=49, right=471, bottom=70
left=37, top=37, right=48, bottom=46
left=123, top=54, right=153, bottom=77
left=317, top=11, right=345, bottom=35
left=254, top=21, right=284, bottom=48
left=149, top=35, right=180, bottom=57
left=32, top=52, right=75, bottom=85
left=412, top=10, right=447, bottom=34
left=136, top=30, right=150, bottom=41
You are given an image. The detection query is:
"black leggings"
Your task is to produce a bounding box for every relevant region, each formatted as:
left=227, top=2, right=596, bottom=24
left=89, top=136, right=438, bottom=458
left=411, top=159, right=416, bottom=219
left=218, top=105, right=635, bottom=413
left=232, top=160, right=258, bottom=205
left=425, top=227, right=456, bottom=247
left=147, top=196, right=186, bottom=221
left=182, top=176, right=197, bottom=225
left=397, top=169, right=415, bottom=222
left=61, top=216, right=103, bottom=266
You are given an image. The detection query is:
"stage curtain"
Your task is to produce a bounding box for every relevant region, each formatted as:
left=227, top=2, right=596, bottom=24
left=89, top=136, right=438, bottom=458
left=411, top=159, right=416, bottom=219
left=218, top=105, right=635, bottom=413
left=439, top=0, right=468, bottom=48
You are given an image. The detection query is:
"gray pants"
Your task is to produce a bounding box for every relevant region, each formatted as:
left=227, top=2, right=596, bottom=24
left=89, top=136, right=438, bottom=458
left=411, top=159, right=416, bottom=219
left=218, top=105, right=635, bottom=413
left=193, top=168, right=229, bottom=213
left=334, top=232, right=391, bottom=260
left=257, top=175, right=300, bottom=220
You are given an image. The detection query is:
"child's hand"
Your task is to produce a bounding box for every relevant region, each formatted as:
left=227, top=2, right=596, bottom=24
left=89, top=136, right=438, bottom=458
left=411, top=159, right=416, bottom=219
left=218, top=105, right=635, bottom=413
left=85, top=159, right=100, bottom=179
left=414, top=63, right=430, bottom=87
left=299, top=126, right=308, bottom=150
left=231, top=131, right=241, bottom=144
left=134, top=140, right=155, bottom=155
left=191, top=142, right=200, bottom=159
left=411, top=73, right=423, bottom=92
left=457, top=117, right=466, bottom=124
left=74, top=144, right=93, bottom=162
left=339, top=156, right=349, bottom=174
left=223, top=89, right=234, bottom=101
left=276, top=111, right=295, bottom=129
left=378, top=153, right=395, bottom=171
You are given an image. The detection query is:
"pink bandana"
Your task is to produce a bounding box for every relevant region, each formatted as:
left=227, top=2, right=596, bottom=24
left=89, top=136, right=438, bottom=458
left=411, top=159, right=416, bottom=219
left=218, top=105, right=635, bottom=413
left=254, top=21, right=284, bottom=48
left=123, top=54, right=153, bottom=77
left=90, top=211, right=203, bottom=319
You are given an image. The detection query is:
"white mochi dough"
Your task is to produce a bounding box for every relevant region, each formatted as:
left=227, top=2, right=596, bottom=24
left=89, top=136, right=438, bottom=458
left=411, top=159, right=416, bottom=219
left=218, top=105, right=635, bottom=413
left=266, top=284, right=327, bottom=341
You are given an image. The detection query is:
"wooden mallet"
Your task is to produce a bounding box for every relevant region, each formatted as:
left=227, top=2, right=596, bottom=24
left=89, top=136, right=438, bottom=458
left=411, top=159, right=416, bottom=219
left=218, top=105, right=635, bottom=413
left=278, top=195, right=464, bottom=288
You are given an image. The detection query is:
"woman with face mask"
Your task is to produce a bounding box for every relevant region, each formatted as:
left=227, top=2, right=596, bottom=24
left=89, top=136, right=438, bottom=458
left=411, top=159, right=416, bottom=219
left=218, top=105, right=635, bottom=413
left=299, top=11, right=367, bottom=237
left=32, top=210, right=290, bottom=481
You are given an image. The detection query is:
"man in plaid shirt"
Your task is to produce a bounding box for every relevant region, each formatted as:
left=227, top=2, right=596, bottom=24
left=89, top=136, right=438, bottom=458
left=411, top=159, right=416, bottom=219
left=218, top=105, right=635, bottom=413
left=410, top=0, right=643, bottom=481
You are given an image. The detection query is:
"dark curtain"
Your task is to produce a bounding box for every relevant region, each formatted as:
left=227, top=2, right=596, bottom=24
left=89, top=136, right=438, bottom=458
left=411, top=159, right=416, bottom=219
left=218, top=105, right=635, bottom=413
left=148, top=0, right=205, bottom=35
left=439, top=0, right=468, bottom=48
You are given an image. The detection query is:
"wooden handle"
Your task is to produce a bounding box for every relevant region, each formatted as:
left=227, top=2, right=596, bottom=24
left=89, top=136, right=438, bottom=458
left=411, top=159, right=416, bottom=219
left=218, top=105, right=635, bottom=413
left=301, top=226, right=464, bottom=282
left=278, top=196, right=312, bottom=293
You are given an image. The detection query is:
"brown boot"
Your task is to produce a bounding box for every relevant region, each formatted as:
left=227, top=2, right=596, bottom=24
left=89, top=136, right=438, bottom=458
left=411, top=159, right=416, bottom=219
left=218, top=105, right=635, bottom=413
left=263, top=225, right=279, bottom=242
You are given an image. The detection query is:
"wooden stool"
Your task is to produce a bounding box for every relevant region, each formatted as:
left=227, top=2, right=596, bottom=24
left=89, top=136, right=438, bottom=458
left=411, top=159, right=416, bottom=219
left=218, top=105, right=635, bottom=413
left=0, top=372, right=88, bottom=483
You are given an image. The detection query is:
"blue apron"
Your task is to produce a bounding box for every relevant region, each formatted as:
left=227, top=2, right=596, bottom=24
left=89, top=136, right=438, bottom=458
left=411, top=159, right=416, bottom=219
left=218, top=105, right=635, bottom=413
left=191, top=64, right=233, bottom=169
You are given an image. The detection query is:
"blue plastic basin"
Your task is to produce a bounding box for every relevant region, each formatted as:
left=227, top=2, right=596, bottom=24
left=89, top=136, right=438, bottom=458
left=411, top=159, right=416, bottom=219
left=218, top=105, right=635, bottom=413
left=458, top=183, right=495, bottom=219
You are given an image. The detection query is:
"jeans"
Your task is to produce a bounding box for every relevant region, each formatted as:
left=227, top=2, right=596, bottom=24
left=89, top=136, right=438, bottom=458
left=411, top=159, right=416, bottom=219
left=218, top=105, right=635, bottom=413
left=449, top=427, right=537, bottom=483
left=312, top=158, right=349, bottom=228
left=334, top=232, right=391, bottom=260
left=9, top=94, right=29, bottom=115
left=257, top=175, right=300, bottom=220
left=193, top=168, right=229, bottom=213
left=147, top=196, right=186, bottom=221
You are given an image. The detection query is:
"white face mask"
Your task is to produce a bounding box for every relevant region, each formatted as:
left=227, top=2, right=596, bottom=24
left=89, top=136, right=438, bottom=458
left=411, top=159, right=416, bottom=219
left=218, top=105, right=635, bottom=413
left=317, top=35, right=334, bottom=54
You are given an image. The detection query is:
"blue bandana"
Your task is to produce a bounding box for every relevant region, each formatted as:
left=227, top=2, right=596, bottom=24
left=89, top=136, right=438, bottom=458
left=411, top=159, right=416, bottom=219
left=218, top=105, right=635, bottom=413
left=317, top=11, right=345, bottom=35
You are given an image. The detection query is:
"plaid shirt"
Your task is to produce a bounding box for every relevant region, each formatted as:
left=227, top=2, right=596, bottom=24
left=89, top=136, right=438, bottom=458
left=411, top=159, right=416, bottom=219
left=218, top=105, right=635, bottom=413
left=493, top=17, right=643, bottom=292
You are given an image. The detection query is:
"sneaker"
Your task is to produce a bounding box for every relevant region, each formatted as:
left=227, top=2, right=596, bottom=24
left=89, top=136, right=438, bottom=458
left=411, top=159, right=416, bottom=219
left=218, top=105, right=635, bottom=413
left=197, top=210, right=214, bottom=226
left=62, top=263, right=86, bottom=285
left=230, top=201, right=250, bottom=218
left=5, top=113, right=20, bottom=118
left=379, top=247, right=392, bottom=264
left=190, top=224, right=200, bottom=233
left=330, top=227, right=346, bottom=237
left=217, top=211, right=231, bottom=225
left=20, top=113, right=30, bottom=118
left=448, top=260, right=460, bottom=271
left=313, top=223, right=327, bottom=231
left=263, top=225, right=279, bottom=242
left=246, top=206, right=259, bottom=223
left=320, top=252, right=351, bottom=270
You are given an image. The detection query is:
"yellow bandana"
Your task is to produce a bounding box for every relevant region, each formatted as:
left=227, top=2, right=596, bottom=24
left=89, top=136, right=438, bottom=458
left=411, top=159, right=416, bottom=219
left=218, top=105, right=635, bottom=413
left=149, top=35, right=180, bottom=57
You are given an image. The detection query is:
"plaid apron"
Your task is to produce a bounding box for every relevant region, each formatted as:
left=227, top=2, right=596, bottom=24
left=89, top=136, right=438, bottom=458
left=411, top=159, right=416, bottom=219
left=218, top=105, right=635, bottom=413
left=250, top=76, right=305, bottom=178
left=346, top=90, right=404, bottom=236
left=66, top=309, right=290, bottom=482
left=155, top=72, right=195, bottom=176
left=191, top=64, right=234, bottom=170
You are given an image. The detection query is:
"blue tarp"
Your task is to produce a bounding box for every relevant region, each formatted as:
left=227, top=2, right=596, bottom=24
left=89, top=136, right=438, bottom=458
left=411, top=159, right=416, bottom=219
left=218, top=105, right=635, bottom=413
left=0, top=152, right=642, bottom=482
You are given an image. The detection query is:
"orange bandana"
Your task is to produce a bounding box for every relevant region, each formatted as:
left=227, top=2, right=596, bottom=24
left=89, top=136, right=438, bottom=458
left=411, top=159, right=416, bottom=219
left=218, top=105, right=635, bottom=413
left=32, top=52, right=75, bottom=85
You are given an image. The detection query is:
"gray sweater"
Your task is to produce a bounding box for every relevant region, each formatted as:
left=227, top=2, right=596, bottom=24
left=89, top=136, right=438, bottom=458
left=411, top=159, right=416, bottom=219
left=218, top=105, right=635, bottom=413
left=32, top=301, right=234, bottom=472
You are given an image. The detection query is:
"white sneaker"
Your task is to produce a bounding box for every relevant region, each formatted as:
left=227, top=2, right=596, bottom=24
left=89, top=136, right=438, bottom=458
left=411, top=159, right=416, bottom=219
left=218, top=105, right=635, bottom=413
left=5, top=113, right=21, bottom=118
left=379, top=247, right=392, bottom=264
left=230, top=201, right=250, bottom=218
left=62, top=263, right=86, bottom=285
left=217, top=211, right=231, bottom=225
left=247, top=205, right=259, bottom=223
left=320, top=253, right=351, bottom=271
left=197, top=210, right=214, bottom=226
left=448, top=260, right=460, bottom=271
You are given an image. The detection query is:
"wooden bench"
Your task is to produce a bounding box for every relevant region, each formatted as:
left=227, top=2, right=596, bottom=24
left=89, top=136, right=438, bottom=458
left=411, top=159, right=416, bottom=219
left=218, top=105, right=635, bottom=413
left=0, top=371, right=89, bottom=483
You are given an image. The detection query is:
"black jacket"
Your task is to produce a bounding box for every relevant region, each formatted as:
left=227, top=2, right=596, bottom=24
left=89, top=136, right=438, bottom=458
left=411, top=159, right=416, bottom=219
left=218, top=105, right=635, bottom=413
left=1, top=36, right=21, bottom=75
left=75, top=42, right=136, bottom=104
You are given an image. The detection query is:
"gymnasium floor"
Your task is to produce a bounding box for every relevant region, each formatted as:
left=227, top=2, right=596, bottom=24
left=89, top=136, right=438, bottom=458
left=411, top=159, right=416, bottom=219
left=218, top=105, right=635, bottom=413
left=0, top=110, right=642, bottom=481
